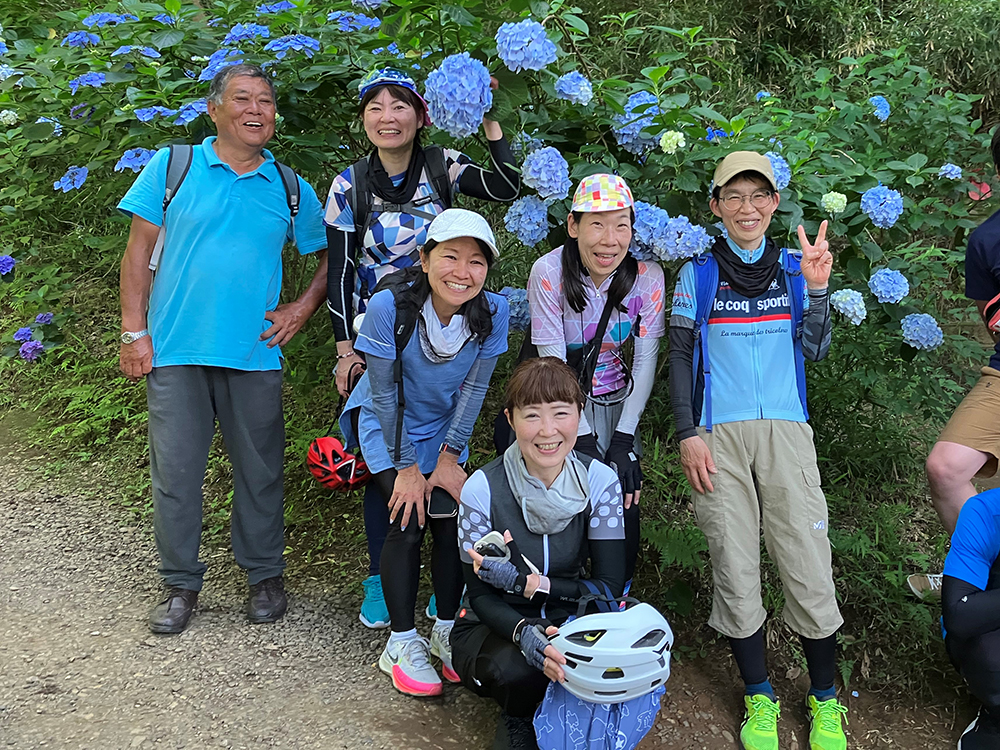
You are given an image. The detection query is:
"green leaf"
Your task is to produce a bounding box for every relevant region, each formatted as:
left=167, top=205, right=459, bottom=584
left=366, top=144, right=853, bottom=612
left=165, top=0, right=181, bottom=14
left=562, top=13, right=589, bottom=35
left=641, top=66, right=670, bottom=84
left=905, top=153, right=928, bottom=170
left=905, top=175, right=925, bottom=187
left=440, top=5, right=476, bottom=27
left=861, top=242, right=883, bottom=262
left=689, top=105, right=730, bottom=126
left=21, top=122, right=56, bottom=141
left=150, top=29, right=185, bottom=49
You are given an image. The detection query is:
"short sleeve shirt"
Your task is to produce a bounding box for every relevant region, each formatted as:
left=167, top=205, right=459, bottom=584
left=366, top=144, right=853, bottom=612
left=964, top=208, right=1000, bottom=369
left=323, top=148, right=472, bottom=313
left=528, top=247, right=666, bottom=396
left=944, top=487, right=1000, bottom=590
left=117, top=137, right=326, bottom=371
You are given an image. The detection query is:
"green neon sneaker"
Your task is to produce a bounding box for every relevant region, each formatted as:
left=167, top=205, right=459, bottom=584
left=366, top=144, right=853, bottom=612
left=740, top=694, right=780, bottom=750
left=806, top=695, right=848, bottom=750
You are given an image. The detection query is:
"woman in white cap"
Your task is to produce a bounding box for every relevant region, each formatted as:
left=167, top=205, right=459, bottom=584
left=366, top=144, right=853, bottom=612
left=339, top=208, right=510, bottom=698
left=525, top=174, right=667, bottom=594
left=324, top=67, right=519, bottom=630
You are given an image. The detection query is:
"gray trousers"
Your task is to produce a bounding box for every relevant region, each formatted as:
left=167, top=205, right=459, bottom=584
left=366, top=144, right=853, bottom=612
left=147, top=366, right=286, bottom=590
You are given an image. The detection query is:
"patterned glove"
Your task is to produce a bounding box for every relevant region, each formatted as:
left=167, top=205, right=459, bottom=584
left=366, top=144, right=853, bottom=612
left=574, top=432, right=602, bottom=460
left=477, top=557, right=527, bottom=596
left=605, top=430, right=642, bottom=496
left=517, top=619, right=553, bottom=671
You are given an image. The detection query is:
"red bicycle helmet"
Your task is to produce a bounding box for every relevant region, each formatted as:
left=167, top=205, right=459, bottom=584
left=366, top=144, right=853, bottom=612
left=307, top=435, right=371, bottom=491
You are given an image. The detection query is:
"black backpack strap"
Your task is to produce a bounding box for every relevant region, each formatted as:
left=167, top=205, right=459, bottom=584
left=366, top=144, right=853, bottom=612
left=149, top=144, right=193, bottom=272
left=391, top=300, right=420, bottom=464
left=274, top=161, right=300, bottom=242
left=348, top=156, right=372, bottom=241
left=424, top=145, right=452, bottom=209
left=567, top=291, right=620, bottom=397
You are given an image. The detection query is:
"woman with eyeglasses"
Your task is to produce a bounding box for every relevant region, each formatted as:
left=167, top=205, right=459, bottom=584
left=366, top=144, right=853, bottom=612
left=525, top=174, right=666, bottom=593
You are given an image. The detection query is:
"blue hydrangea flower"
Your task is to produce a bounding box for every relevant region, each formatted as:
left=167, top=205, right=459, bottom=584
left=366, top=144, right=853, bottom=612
left=327, top=12, right=380, bottom=31
left=521, top=147, right=571, bottom=201
left=352, top=0, right=387, bottom=8
left=35, top=312, right=54, bottom=325
left=68, top=72, right=105, bottom=95
left=512, top=131, right=544, bottom=161
left=901, top=313, right=943, bottom=351
left=504, top=196, right=549, bottom=247
left=134, top=105, right=178, bottom=122
left=713, top=221, right=729, bottom=239
left=36, top=117, right=62, bottom=136
left=264, top=34, right=320, bottom=59
left=115, top=148, right=156, bottom=173
left=631, top=201, right=670, bottom=261
left=82, top=12, right=136, bottom=27
left=496, top=19, right=556, bottom=73
left=662, top=216, right=712, bottom=261
left=371, top=42, right=405, bottom=58
left=938, top=163, right=962, bottom=180
left=19, top=340, right=44, bottom=362
left=224, top=23, right=271, bottom=45
left=612, top=91, right=660, bottom=155
left=0, top=41, right=6, bottom=56
left=53, top=166, right=88, bottom=192
left=199, top=48, right=244, bottom=80
left=153, top=14, right=175, bottom=24
left=256, top=1, right=295, bottom=15
left=70, top=103, right=95, bottom=120
left=554, top=71, right=592, bottom=106
left=13, top=327, right=32, bottom=343
left=424, top=53, right=493, bottom=139
left=869, top=95, right=890, bottom=122
left=765, top=151, right=791, bottom=191
left=755, top=90, right=772, bottom=101
left=174, top=99, right=208, bottom=126
left=62, top=31, right=100, bottom=48
left=112, top=45, right=161, bottom=58
left=0, top=255, right=14, bottom=275
left=0, top=64, right=22, bottom=83
left=860, top=184, right=903, bottom=228
left=867, top=268, right=909, bottom=303
left=500, top=287, right=530, bottom=332
left=705, top=127, right=732, bottom=141
left=830, top=289, right=866, bottom=325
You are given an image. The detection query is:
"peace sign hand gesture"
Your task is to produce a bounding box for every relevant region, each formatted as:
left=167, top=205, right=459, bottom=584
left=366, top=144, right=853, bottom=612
left=796, top=220, right=833, bottom=290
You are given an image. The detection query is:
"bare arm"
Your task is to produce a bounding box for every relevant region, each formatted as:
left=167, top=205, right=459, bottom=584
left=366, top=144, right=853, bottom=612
left=261, top=250, right=329, bottom=348
left=119, top=216, right=160, bottom=382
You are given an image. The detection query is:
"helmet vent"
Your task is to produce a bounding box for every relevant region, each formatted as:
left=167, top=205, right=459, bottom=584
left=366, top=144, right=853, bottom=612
left=566, top=630, right=605, bottom=647
left=601, top=667, right=625, bottom=680
left=565, top=652, right=593, bottom=663
left=631, top=629, right=666, bottom=648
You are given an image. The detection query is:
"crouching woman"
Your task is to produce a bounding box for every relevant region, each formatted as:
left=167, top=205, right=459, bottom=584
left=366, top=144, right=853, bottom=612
left=451, top=357, right=626, bottom=748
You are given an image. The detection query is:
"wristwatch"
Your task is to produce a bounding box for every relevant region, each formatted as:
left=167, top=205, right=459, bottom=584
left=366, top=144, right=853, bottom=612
left=120, top=329, right=149, bottom=345
left=440, top=442, right=463, bottom=457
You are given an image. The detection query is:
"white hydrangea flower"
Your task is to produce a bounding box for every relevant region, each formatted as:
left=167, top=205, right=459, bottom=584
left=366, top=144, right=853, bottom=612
left=0, top=109, right=19, bottom=126
left=659, top=130, right=686, bottom=155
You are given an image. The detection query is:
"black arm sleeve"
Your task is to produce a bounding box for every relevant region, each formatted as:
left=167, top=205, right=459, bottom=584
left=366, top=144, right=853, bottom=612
left=801, top=287, right=832, bottom=362
left=668, top=323, right=698, bottom=441
left=942, top=574, right=1000, bottom=641
left=456, top=136, right=520, bottom=202
left=463, top=561, right=527, bottom=641
left=326, top=226, right=356, bottom=342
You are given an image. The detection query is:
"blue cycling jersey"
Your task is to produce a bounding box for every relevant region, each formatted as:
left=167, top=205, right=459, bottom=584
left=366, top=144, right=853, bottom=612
left=944, top=488, right=1000, bottom=590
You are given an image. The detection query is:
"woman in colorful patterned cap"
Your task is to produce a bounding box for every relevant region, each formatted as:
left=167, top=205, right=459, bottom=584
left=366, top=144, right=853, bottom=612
left=324, top=67, right=519, bottom=631
left=524, top=174, right=666, bottom=596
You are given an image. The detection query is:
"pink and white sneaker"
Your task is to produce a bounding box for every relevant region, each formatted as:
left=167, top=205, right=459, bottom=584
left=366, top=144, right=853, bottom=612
left=378, top=635, right=443, bottom=697
left=430, top=623, right=461, bottom=684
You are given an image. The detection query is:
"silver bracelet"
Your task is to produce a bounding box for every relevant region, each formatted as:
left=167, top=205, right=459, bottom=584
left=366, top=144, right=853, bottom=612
left=336, top=350, right=357, bottom=359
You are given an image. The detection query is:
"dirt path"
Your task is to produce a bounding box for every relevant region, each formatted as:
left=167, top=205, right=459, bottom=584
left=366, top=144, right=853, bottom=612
left=0, top=422, right=972, bottom=750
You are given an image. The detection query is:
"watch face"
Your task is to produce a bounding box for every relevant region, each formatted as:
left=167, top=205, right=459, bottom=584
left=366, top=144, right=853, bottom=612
left=121, top=332, right=132, bottom=344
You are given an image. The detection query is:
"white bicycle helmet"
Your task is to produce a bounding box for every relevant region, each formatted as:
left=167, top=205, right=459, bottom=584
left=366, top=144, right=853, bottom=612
left=548, top=602, right=673, bottom=704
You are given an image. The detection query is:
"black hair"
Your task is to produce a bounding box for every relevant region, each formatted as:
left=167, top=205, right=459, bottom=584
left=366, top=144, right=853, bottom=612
left=395, top=238, right=496, bottom=339
left=711, top=170, right=774, bottom=200
left=560, top=209, right=638, bottom=314
left=991, top=127, right=1000, bottom=175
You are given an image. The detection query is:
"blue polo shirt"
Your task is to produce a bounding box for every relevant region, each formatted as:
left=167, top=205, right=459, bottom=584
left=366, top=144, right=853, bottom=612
left=943, top=488, right=1000, bottom=590
left=117, top=137, right=326, bottom=371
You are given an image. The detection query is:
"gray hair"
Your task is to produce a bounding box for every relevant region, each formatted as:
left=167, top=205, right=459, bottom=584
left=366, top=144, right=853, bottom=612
left=207, top=64, right=276, bottom=106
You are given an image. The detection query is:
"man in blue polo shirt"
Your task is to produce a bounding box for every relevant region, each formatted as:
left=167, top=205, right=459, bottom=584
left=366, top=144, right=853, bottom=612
left=117, top=64, right=328, bottom=634
left=942, top=487, right=1000, bottom=749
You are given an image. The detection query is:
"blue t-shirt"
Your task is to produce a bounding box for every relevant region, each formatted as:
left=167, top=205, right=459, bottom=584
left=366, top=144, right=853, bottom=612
left=943, top=487, right=1000, bottom=590
left=117, top=137, right=327, bottom=371
left=341, top=287, right=509, bottom=474
left=671, top=238, right=809, bottom=426
left=964, top=208, right=1000, bottom=369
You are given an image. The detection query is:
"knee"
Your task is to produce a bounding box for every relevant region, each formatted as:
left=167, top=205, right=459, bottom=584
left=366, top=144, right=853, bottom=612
left=926, top=444, right=968, bottom=491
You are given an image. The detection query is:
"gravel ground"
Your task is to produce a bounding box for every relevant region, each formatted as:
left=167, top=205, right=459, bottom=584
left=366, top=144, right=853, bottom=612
left=0, top=418, right=970, bottom=750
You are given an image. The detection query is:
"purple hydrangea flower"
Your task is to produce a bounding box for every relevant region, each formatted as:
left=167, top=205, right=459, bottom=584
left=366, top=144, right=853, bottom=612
left=115, top=148, right=156, bottom=173
left=327, top=11, right=380, bottom=32
left=860, top=184, right=903, bottom=228
left=224, top=23, right=271, bottom=45
left=496, top=19, right=556, bottom=73
left=521, top=147, right=571, bottom=201
left=134, top=105, right=178, bottom=122
left=867, top=268, right=909, bottom=303
left=554, top=71, right=592, bottom=106
left=18, top=340, right=44, bottom=362
left=612, top=91, right=660, bottom=154
left=0, top=255, right=14, bottom=275
left=35, top=313, right=54, bottom=325
left=174, top=99, right=208, bottom=126
left=68, top=72, right=105, bottom=95
left=53, top=166, right=88, bottom=192
left=765, top=151, right=791, bottom=191
left=504, top=196, right=549, bottom=247
left=424, top=53, right=493, bottom=139
left=830, top=289, right=866, bottom=325
left=62, top=31, right=100, bottom=48
left=901, top=313, right=943, bottom=351
left=13, top=327, right=32, bottom=343
left=263, top=34, right=320, bottom=59
left=938, top=163, right=962, bottom=180
left=256, top=1, right=295, bottom=15
left=869, top=95, right=890, bottom=122
left=500, top=287, right=530, bottom=332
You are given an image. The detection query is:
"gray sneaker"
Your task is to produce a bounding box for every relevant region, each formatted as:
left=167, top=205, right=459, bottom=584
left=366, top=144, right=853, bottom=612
left=907, top=573, right=943, bottom=601
left=430, top=622, right=460, bottom=684
left=378, top=635, right=442, bottom=696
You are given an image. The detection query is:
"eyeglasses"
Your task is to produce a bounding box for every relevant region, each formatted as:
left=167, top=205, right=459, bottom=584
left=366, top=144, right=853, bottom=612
left=719, top=191, right=774, bottom=211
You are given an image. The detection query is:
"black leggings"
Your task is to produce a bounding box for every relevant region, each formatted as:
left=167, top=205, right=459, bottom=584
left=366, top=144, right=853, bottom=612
left=370, top=468, right=463, bottom=632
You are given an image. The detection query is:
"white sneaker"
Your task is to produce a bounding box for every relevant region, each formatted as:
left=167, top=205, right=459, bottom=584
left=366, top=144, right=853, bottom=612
left=430, top=622, right=460, bottom=684
left=378, top=635, right=442, bottom=697
left=907, top=573, right=943, bottom=601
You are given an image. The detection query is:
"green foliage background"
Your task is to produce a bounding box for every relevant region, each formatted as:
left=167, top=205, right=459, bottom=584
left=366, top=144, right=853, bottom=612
left=1, top=0, right=998, bottom=695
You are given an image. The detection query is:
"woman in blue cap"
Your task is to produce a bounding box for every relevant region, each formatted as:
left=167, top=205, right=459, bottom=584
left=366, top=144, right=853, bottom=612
left=324, top=68, right=519, bottom=630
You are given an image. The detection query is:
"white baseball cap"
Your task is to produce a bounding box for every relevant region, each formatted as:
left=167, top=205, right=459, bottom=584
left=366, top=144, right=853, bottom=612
left=425, top=208, right=500, bottom=258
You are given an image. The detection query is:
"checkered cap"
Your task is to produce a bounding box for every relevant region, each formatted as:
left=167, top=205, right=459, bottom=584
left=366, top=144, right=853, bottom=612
left=570, top=173, right=635, bottom=212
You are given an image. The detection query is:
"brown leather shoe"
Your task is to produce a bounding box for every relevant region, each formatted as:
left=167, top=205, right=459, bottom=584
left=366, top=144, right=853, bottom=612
left=148, top=587, right=198, bottom=634
left=248, top=576, right=287, bottom=624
